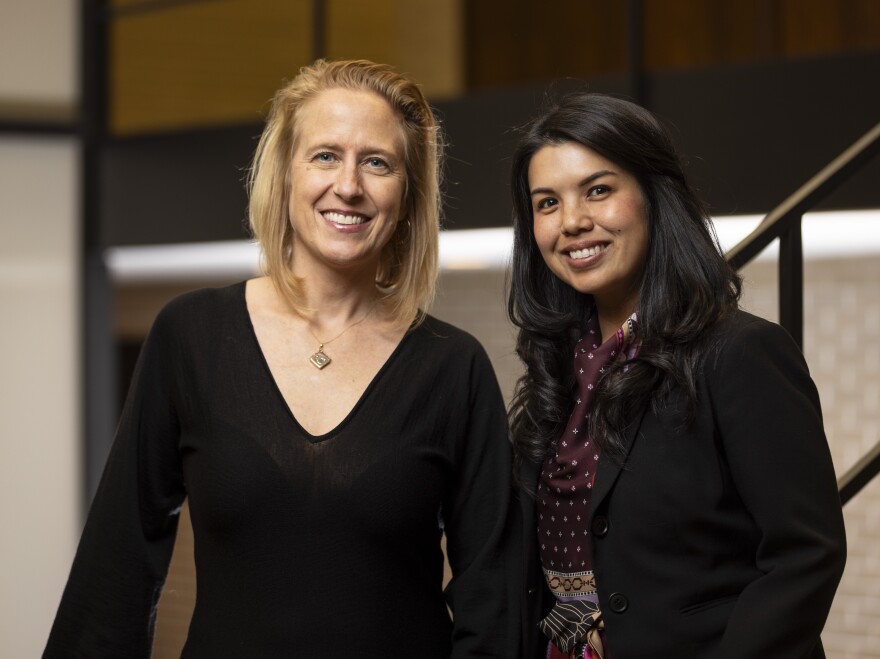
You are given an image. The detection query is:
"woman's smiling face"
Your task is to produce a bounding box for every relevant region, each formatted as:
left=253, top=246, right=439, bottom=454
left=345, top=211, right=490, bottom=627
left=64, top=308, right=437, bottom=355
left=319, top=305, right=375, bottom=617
left=529, top=141, right=649, bottom=313
left=287, top=87, right=407, bottom=276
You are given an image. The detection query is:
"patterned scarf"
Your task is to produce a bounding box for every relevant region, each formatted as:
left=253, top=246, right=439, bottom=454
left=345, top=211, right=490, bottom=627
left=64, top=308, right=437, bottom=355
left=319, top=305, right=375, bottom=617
left=537, top=312, right=638, bottom=658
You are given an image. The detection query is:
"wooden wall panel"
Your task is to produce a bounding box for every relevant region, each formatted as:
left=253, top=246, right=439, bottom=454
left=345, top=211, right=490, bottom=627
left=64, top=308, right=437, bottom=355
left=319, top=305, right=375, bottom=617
left=110, top=0, right=313, bottom=135
left=711, top=0, right=779, bottom=64
left=106, top=0, right=880, bottom=130
left=467, top=0, right=880, bottom=87
left=642, top=0, right=880, bottom=70
left=326, top=0, right=397, bottom=70
left=326, top=0, right=464, bottom=99
left=850, top=0, right=880, bottom=51
left=780, top=0, right=846, bottom=58
left=395, top=0, right=464, bottom=99
left=465, top=0, right=629, bottom=89
left=642, top=0, right=785, bottom=69
left=644, top=0, right=720, bottom=71
left=110, top=0, right=465, bottom=134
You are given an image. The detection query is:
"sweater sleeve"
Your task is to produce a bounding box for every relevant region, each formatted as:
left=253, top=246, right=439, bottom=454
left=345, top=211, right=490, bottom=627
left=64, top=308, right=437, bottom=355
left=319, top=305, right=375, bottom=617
left=44, top=304, right=186, bottom=659
left=442, top=345, right=519, bottom=658
left=708, top=317, right=846, bottom=658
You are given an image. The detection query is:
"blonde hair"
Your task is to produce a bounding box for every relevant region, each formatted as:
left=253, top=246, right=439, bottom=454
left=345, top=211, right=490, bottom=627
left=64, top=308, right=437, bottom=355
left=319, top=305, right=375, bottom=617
left=247, top=59, right=442, bottom=324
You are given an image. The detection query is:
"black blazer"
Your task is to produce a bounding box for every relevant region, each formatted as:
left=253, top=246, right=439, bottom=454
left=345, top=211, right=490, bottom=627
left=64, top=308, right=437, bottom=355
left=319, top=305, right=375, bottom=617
left=518, top=310, right=846, bottom=658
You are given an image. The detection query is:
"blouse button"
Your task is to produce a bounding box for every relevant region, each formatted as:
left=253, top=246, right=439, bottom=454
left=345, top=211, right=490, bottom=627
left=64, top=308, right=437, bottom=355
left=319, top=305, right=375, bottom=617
left=609, top=592, right=629, bottom=613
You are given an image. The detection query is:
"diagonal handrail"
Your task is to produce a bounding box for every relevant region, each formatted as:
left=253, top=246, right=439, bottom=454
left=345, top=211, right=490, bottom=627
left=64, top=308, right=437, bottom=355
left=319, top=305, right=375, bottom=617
left=723, top=120, right=880, bottom=507
left=838, top=440, right=880, bottom=506
left=725, top=120, right=880, bottom=270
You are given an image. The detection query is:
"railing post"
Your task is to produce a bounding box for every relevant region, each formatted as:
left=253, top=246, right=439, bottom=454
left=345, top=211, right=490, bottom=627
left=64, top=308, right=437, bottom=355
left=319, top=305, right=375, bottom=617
left=724, top=124, right=880, bottom=507
left=778, top=220, right=804, bottom=350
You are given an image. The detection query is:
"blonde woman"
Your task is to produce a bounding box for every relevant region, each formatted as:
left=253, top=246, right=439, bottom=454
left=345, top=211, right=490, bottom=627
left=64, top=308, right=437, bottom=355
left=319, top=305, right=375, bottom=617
left=46, top=60, right=515, bottom=658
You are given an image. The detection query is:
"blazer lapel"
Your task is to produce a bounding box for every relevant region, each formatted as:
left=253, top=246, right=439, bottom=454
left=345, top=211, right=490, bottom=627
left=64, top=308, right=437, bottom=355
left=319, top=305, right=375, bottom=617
left=589, top=407, right=648, bottom=517
left=519, top=407, right=647, bottom=526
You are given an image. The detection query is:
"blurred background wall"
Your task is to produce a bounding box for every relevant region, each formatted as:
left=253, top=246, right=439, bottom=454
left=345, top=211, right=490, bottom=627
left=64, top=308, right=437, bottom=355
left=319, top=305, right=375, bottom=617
left=0, top=2, right=80, bottom=657
left=2, top=1, right=880, bottom=657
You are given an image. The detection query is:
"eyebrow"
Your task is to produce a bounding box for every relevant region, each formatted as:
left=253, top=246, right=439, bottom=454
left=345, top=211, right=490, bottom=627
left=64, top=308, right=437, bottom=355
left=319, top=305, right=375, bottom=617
left=529, top=169, right=617, bottom=196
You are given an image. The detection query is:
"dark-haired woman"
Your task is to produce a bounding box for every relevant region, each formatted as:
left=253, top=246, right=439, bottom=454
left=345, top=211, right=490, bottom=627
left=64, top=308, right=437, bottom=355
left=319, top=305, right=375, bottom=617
left=508, top=92, right=846, bottom=658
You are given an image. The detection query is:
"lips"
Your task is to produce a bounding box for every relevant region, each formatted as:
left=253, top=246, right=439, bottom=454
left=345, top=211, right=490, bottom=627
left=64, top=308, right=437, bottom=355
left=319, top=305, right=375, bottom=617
left=322, top=210, right=370, bottom=226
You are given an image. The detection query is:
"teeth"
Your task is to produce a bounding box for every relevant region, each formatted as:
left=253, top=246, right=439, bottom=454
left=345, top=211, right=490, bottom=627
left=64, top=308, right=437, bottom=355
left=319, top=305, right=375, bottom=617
left=324, top=211, right=367, bottom=225
left=569, top=245, right=606, bottom=259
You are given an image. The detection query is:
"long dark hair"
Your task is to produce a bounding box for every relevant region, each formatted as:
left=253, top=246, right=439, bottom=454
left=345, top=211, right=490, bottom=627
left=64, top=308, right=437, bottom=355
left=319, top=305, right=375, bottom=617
left=507, top=92, right=741, bottom=476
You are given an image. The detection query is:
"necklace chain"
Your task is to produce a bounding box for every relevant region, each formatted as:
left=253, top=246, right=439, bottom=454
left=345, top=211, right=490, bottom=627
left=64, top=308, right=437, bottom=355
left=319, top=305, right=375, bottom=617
left=306, top=299, right=380, bottom=370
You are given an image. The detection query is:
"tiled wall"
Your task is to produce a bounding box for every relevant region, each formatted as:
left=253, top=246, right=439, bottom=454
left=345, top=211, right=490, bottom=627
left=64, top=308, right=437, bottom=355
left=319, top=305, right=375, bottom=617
left=432, top=257, right=880, bottom=659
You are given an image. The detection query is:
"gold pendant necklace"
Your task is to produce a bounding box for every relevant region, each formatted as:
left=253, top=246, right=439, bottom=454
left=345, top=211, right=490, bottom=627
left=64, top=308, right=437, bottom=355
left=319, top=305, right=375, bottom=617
left=306, top=299, right=379, bottom=370
left=309, top=345, right=331, bottom=369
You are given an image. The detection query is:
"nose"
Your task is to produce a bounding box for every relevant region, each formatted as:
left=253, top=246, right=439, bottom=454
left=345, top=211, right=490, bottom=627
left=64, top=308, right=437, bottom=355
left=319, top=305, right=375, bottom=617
left=561, top=203, right=594, bottom=235
left=334, top=161, right=363, bottom=200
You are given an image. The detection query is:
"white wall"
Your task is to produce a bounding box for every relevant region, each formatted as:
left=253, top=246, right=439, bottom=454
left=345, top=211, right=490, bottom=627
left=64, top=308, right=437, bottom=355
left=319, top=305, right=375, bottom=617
left=0, top=1, right=78, bottom=104
left=0, top=138, right=80, bottom=657
left=0, top=1, right=80, bottom=656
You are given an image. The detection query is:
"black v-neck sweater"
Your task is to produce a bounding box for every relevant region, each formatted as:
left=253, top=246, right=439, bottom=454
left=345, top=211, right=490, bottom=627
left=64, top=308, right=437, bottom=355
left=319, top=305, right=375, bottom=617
left=44, top=282, right=517, bottom=658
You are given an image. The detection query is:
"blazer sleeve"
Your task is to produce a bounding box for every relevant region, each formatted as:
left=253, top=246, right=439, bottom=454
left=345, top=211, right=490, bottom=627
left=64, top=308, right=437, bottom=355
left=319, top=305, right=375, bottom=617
left=442, top=346, right=520, bottom=658
left=44, top=305, right=186, bottom=659
left=707, top=317, right=846, bottom=658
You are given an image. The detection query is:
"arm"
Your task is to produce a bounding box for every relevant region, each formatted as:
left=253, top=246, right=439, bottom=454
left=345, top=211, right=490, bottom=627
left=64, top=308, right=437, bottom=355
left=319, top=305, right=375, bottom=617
left=44, top=306, right=186, bottom=659
left=443, top=347, right=520, bottom=658
left=709, top=317, right=846, bottom=658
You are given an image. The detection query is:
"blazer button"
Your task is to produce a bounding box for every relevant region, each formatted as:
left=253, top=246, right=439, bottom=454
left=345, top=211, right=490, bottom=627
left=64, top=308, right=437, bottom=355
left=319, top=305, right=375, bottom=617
left=609, top=592, right=629, bottom=613
left=591, top=515, right=609, bottom=537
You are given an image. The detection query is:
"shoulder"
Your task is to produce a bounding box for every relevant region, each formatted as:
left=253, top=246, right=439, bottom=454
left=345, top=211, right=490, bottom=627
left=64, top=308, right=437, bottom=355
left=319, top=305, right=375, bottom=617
left=702, top=308, right=810, bottom=382
left=155, top=281, right=244, bottom=322
left=151, top=281, right=246, bottom=340
left=410, top=314, right=490, bottom=356
left=157, top=281, right=244, bottom=318
left=407, top=314, right=499, bottom=380
left=707, top=308, right=798, bottom=357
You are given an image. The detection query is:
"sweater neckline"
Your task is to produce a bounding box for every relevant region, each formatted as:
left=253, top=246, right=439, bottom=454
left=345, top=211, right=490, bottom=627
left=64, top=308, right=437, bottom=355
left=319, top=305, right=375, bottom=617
left=236, top=280, right=417, bottom=443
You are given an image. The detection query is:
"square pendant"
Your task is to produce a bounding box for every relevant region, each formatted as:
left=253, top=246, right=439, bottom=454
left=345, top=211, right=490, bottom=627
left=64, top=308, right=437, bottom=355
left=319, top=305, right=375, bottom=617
left=309, top=351, right=331, bottom=369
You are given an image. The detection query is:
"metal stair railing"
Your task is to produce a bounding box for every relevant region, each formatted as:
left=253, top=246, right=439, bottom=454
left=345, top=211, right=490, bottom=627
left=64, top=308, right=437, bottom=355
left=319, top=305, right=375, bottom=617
left=723, top=121, right=880, bottom=506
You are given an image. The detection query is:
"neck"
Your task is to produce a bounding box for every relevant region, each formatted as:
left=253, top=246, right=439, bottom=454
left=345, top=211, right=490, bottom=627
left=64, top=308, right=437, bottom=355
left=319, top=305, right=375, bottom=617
left=594, top=297, right=636, bottom=344
left=305, top=277, right=380, bottom=321
left=303, top=292, right=383, bottom=351
left=288, top=259, right=384, bottom=332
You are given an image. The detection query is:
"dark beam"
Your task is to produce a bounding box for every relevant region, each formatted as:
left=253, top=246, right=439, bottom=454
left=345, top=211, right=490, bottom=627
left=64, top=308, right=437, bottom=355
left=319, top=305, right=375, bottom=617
left=312, top=0, right=326, bottom=61
left=778, top=223, right=804, bottom=350
left=627, top=0, right=647, bottom=106
left=81, top=0, right=117, bottom=511
left=0, top=120, right=77, bottom=135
